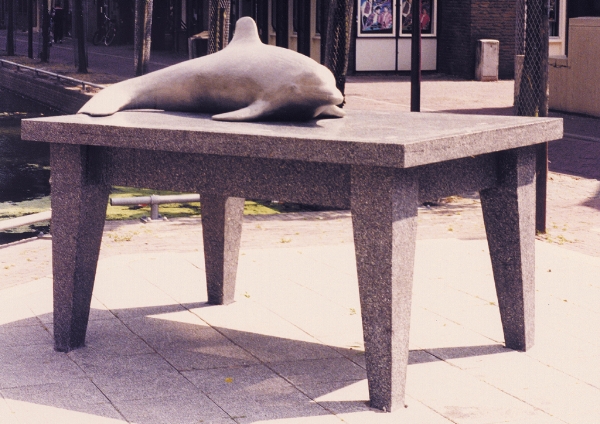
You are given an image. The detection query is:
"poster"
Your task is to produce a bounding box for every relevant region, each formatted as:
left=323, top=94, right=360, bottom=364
left=358, top=0, right=395, bottom=37
left=401, top=0, right=434, bottom=35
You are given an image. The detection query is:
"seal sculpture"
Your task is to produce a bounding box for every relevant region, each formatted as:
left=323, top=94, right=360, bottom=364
left=78, top=17, right=345, bottom=121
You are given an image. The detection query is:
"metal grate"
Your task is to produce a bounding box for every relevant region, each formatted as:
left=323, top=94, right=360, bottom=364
left=514, top=0, right=549, bottom=117
left=208, top=0, right=231, bottom=54
left=323, top=0, right=354, bottom=100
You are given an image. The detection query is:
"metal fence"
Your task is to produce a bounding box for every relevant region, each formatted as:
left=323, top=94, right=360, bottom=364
left=323, top=0, right=354, bottom=97
left=514, top=0, right=549, bottom=117
left=515, top=0, right=550, bottom=233
left=208, top=0, right=231, bottom=54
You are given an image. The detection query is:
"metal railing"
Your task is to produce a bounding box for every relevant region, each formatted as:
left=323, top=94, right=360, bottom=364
left=0, top=194, right=201, bottom=232
left=110, top=194, right=201, bottom=222
left=0, top=59, right=105, bottom=91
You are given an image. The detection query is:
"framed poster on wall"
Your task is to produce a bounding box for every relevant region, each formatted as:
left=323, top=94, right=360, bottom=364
left=357, top=0, right=395, bottom=37
left=400, top=0, right=435, bottom=36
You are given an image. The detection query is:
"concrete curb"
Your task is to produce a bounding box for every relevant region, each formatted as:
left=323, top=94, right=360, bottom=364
left=0, top=65, right=91, bottom=114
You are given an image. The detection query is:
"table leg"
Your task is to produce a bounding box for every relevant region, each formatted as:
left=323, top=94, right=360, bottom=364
left=200, top=195, right=245, bottom=305
left=480, top=146, right=536, bottom=351
left=50, top=144, right=110, bottom=352
left=351, top=166, right=418, bottom=412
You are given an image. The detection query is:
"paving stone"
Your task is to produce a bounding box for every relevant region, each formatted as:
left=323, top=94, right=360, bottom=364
left=3, top=398, right=125, bottom=423
left=113, top=393, right=233, bottom=424
left=271, top=357, right=367, bottom=390
left=123, top=313, right=259, bottom=371
left=60, top=314, right=154, bottom=358
left=0, top=394, right=18, bottom=424
left=0, top=379, right=110, bottom=410
left=463, top=351, right=600, bottom=424
left=406, top=358, right=543, bottom=424
left=0, top=293, right=41, bottom=327
left=189, top=302, right=342, bottom=363
left=92, top=265, right=182, bottom=317
left=528, top=326, right=600, bottom=388
left=124, top=253, right=208, bottom=304
left=0, top=320, right=52, bottom=346
left=409, top=306, right=503, bottom=352
left=183, top=364, right=333, bottom=422
left=0, top=344, right=85, bottom=389
left=75, top=353, right=199, bottom=402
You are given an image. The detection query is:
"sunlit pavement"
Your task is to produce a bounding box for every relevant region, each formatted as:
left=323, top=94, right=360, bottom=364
left=1, top=29, right=600, bottom=423
left=0, top=209, right=599, bottom=423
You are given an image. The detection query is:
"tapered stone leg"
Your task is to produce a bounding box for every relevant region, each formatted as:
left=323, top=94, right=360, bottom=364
left=200, top=195, right=245, bottom=305
left=480, top=146, right=536, bottom=351
left=351, top=166, right=419, bottom=412
left=50, top=144, right=110, bottom=352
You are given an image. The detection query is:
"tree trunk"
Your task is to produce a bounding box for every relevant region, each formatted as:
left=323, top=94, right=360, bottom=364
left=6, top=0, right=15, bottom=55
left=134, top=0, right=153, bottom=76
left=73, top=0, right=88, bottom=73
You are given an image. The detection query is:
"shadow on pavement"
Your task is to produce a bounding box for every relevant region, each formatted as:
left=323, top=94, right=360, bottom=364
left=0, top=302, right=512, bottom=422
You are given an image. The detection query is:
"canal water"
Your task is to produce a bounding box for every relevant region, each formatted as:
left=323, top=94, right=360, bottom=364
left=0, top=87, right=56, bottom=243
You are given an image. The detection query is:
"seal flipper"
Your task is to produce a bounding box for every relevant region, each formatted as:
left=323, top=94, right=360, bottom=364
left=212, top=100, right=272, bottom=122
left=314, top=105, right=346, bottom=119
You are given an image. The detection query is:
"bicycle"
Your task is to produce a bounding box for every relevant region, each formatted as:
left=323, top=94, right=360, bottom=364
left=93, top=12, right=117, bottom=46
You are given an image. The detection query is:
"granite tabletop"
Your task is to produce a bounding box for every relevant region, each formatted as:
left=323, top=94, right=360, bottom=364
left=21, top=110, right=563, bottom=168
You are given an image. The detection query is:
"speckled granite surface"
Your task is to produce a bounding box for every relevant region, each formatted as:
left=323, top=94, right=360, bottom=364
left=21, top=110, right=562, bottom=411
left=22, top=110, right=562, bottom=167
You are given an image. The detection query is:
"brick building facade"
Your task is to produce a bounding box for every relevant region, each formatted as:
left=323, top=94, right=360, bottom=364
left=437, top=0, right=516, bottom=79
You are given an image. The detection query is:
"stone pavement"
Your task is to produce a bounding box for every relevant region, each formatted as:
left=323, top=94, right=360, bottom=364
left=1, top=30, right=600, bottom=424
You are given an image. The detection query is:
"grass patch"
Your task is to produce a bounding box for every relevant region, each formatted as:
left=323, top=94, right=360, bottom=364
left=107, top=187, right=280, bottom=220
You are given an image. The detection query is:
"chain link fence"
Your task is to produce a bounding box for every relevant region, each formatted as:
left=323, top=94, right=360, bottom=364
left=208, top=0, right=231, bottom=54
left=515, top=0, right=550, bottom=232
left=323, top=0, right=354, bottom=98
left=514, top=0, right=549, bottom=117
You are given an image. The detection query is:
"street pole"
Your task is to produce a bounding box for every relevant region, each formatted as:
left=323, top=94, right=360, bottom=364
left=535, top=0, right=550, bottom=234
left=73, top=0, right=87, bottom=72
left=41, top=0, right=50, bottom=62
left=410, top=0, right=421, bottom=112
left=27, top=0, right=33, bottom=58
left=7, top=0, right=15, bottom=55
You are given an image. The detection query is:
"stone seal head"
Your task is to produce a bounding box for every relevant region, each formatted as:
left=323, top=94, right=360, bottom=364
left=78, top=17, right=345, bottom=121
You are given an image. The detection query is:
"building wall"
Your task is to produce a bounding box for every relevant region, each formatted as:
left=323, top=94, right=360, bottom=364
left=437, top=0, right=472, bottom=78
left=438, top=0, right=515, bottom=79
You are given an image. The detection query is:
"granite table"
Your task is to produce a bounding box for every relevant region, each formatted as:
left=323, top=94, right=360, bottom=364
left=21, top=110, right=562, bottom=412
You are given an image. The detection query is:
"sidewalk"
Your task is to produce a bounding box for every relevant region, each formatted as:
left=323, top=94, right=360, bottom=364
left=1, top=30, right=600, bottom=424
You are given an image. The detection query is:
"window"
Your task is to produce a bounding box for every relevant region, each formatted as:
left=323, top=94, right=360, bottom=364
left=549, top=0, right=560, bottom=37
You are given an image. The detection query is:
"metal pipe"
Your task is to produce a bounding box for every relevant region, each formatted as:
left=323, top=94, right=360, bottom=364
left=109, top=194, right=201, bottom=206
left=110, top=194, right=201, bottom=222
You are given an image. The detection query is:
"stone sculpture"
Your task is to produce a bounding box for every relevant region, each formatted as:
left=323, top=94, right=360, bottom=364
left=78, top=17, right=345, bottom=121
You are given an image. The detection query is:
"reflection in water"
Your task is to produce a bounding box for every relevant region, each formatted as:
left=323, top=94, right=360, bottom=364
left=1, top=88, right=56, bottom=243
